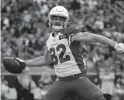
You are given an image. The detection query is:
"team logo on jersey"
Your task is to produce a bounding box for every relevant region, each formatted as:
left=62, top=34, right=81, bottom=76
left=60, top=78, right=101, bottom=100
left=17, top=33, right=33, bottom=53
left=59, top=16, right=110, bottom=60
left=59, top=35, right=67, bottom=40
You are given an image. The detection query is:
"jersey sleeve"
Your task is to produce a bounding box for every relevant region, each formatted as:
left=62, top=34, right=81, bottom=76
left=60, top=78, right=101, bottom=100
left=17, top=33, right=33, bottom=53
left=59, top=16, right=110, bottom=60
left=62, top=25, right=82, bottom=45
left=64, top=25, right=82, bottom=36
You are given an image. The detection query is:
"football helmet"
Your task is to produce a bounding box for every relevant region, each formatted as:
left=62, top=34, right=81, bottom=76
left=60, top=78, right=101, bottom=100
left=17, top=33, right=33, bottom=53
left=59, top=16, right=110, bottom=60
left=48, top=6, right=69, bottom=31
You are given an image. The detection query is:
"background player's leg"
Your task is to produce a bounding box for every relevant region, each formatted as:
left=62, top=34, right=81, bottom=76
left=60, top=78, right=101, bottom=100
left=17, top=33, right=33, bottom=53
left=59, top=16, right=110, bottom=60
left=44, top=80, right=67, bottom=100
left=75, top=77, right=106, bottom=100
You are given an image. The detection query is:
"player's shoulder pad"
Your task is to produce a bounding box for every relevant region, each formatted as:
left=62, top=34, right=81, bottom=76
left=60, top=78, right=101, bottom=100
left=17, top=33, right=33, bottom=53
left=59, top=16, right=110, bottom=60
left=61, top=24, right=81, bottom=36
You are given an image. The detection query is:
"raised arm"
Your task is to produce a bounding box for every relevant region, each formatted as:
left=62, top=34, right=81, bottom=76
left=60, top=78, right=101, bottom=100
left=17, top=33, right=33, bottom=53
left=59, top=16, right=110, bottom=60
left=71, top=32, right=124, bottom=52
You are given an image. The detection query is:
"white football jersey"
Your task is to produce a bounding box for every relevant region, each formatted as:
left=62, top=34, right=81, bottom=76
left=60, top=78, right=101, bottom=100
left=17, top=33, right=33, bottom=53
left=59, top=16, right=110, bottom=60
left=46, top=25, right=86, bottom=77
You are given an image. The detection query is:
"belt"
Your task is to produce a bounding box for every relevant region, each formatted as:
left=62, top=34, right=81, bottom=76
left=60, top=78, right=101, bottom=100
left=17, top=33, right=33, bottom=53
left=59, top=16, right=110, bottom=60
left=58, top=73, right=85, bottom=81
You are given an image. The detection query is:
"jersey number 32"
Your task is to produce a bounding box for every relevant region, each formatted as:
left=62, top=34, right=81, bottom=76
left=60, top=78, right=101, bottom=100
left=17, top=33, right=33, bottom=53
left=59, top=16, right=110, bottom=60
left=49, top=44, right=71, bottom=65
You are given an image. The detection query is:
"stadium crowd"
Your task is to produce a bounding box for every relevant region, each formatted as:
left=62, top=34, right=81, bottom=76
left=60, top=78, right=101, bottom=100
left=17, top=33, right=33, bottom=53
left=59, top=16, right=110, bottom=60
left=1, top=0, right=124, bottom=100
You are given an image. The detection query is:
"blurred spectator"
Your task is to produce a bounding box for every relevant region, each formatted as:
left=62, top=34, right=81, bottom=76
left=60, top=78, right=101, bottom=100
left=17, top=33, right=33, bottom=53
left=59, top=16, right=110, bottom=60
left=38, top=71, right=53, bottom=91
left=7, top=88, right=17, bottom=99
left=1, top=76, right=10, bottom=100
left=119, top=65, right=124, bottom=100
left=31, top=86, right=44, bottom=100
left=115, top=60, right=124, bottom=100
left=22, top=10, right=32, bottom=23
left=94, top=16, right=104, bottom=31
left=99, top=68, right=115, bottom=100
left=70, top=0, right=81, bottom=11
left=15, top=67, right=36, bottom=100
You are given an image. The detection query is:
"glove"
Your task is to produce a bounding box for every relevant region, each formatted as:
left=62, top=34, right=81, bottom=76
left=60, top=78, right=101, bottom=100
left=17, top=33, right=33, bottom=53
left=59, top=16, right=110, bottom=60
left=114, top=42, right=124, bottom=52
left=15, top=57, right=26, bottom=66
left=14, top=58, right=26, bottom=73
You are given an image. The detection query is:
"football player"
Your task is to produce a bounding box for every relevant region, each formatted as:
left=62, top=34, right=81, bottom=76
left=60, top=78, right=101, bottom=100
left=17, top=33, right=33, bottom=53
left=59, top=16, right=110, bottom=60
left=5, top=6, right=124, bottom=100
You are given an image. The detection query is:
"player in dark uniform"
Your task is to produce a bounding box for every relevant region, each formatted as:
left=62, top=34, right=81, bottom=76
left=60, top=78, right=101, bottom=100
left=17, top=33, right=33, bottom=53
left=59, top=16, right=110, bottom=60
left=13, top=6, right=124, bottom=100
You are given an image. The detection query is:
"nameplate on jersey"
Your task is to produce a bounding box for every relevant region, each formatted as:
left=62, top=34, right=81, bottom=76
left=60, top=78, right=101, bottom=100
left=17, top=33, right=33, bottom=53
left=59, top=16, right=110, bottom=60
left=59, top=35, right=67, bottom=40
